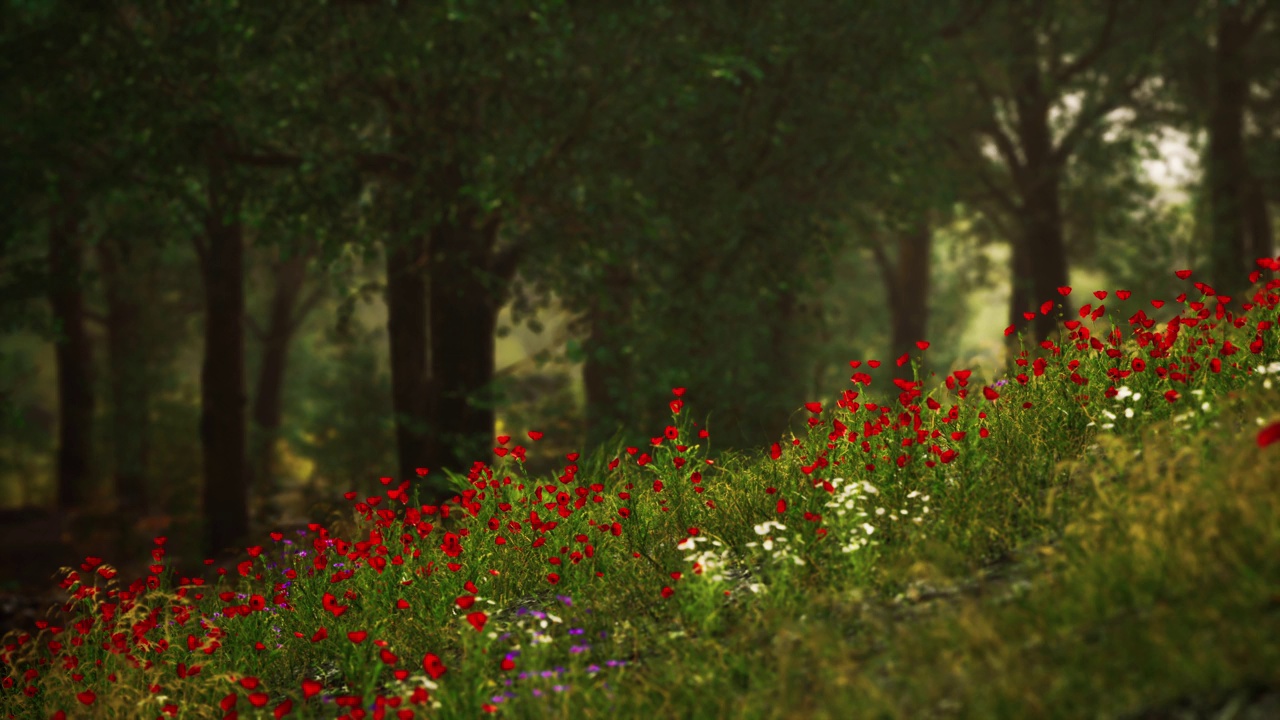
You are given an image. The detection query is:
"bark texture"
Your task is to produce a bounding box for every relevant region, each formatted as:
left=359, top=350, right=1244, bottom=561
left=887, top=220, right=932, bottom=388
left=197, top=144, right=250, bottom=559
left=96, top=234, right=153, bottom=518
left=426, top=209, right=515, bottom=495
left=384, top=232, right=436, bottom=499
left=1206, top=0, right=1251, bottom=299
left=1009, top=17, right=1069, bottom=356
left=46, top=179, right=94, bottom=513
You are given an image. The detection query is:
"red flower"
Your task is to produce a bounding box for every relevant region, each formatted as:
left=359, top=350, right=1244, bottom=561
left=440, top=532, right=463, bottom=558
left=1258, top=422, right=1280, bottom=448
left=422, top=652, right=448, bottom=680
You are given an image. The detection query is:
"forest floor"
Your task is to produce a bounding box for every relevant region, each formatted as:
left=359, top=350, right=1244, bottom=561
left=0, top=505, right=320, bottom=640
left=3, top=470, right=1279, bottom=718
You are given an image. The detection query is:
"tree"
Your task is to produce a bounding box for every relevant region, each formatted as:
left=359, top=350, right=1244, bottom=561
left=1189, top=1, right=1275, bottom=297
left=931, top=0, right=1192, bottom=366
left=1065, top=0, right=1279, bottom=304
left=1, top=0, right=129, bottom=514
left=245, top=239, right=327, bottom=528
left=280, top=0, right=626, bottom=501
left=91, top=191, right=159, bottom=520
left=509, top=0, right=967, bottom=456
left=45, top=173, right=96, bottom=512
left=90, top=0, right=324, bottom=558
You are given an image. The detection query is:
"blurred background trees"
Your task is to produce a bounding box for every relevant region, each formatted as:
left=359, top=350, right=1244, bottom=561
left=0, top=0, right=1275, bottom=576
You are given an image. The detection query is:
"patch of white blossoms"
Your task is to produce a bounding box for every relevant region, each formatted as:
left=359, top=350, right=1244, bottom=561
left=1086, top=385, right=1145, bottom=432
left=676, top=534, right=767, bottom=597
left=744, top=519, right=806, bottom=566
left=819, top=477, right=930, bottom=554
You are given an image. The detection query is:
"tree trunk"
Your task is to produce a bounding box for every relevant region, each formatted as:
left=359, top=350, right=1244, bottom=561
left=757, top=281, right=800, bottom=442
left=1206, top=0, right=1251, bottom=299
left=1007, top=16, right=1069, bottom=366
left=888, top=219, right=932, bottom=388
left=248, top=246, right=315, bottom=527
left=579, top=261, right=637, bottom=462
left=197, top=148, right=249, bottom=560
left=1004, top=216, right=1036, bottom=365
left=46, top=178, right=94, bottom=513
left=1243, top=169, right=1274, bottom=270
left=1021, top=166, right=1069, bottom=352
left=384, top=232, right=436, bottom=500
left=95, top=234, right=152, bottom=518
left=426, top=210, right=506, bottom=495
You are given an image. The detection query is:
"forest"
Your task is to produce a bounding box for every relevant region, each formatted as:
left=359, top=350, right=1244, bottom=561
left=1, top=1, right=1279, bottom=716
left=2, top=0, right=1277, bottom=590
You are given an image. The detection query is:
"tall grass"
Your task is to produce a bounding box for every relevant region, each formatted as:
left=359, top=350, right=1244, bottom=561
left=3, top=261, right=1280, bottom=719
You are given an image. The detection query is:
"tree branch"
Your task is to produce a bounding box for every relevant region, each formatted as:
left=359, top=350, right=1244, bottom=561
left=223, top=150, right=303, bottom=169
left=964, top=66, right=1027, bottom=186
left=1050, top=0, right=1176, bottom=170
left=943, top=133, right=1023, bottom=219
left=1242, top=2, right=1272, bottom=42
left=354, top=152, right=417, bottom=181
left=1050, top=71, right=1147, bottom=166
left=223, top=146, right=415, bottom=181
left=938, top=0, right=996, bottom=40
left=979, top=119, right=1026, bottom=186
left=1053, top=0, right=1120, bottom=88
left=288, top=284, right=327, bottom=337
left=490, top=240, right=526, bottom=286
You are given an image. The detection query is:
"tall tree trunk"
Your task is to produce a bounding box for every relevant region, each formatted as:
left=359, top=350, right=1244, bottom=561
left=1004, top=212, right=1036, bottom=366
left=96, top=234, right=152, bottom=519
left=197, top=144, right=249, bottom=560
left=1020, top=164, right=1069, bottom=351
left=426, top=210, right=506, bottom=494
left=1206, top=0, right=1251, bottom=299
left=46, top=178, right=94, bottom=513
left=888, top=219, right=932, bottom=388
left=1243, top=169, right=1274, bottom=269
left=579, top=261, right=637, bottom=462
left=384, top=232, right=435, bottom=500
left=248, top=246, right=319, bottom=527
left=1007, top=11, right=1069, bottom=366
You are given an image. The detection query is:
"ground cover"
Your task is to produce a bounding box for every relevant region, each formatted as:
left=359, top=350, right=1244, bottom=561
left=3, top=261, right=1280, bottom=719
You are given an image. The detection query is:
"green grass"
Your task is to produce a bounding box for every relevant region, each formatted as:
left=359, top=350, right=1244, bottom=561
left=4, top=263, right=1280, bottom=719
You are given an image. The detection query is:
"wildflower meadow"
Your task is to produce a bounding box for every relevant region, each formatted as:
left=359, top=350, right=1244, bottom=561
left=3, top=261, right=1280, bottom=719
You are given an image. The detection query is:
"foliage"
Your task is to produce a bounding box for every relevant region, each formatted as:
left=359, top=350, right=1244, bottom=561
left=509, top=0, right=961, bottom=460
left=0, top=5, right=1278, bottom=717
left=2, top=264, right=1279, bottom=718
